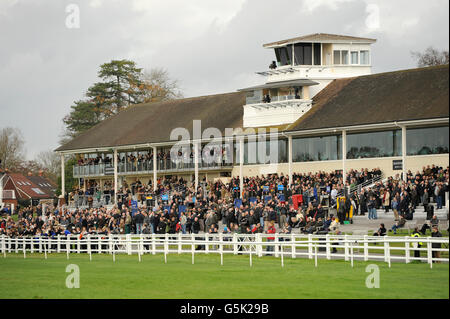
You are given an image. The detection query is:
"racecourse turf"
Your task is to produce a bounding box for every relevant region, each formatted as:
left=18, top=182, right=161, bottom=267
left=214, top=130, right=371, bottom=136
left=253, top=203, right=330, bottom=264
left=0, top=253, right=448, bottom=299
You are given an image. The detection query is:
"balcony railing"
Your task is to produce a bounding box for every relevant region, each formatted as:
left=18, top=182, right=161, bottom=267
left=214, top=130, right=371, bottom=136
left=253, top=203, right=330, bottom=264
left=73, top=159, right=233, bottom=178
left=246, top=98, right=312, bottom=110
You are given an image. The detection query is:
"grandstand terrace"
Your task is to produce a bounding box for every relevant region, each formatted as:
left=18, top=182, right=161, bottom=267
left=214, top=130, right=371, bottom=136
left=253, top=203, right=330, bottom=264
left=55, top=64, right=449, bottom=205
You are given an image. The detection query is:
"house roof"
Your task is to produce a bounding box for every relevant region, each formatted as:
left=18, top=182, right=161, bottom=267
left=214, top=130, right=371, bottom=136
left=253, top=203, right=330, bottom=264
left=5, top=173, right=56, bottom=199
left=27, top=176, right=57, bottom=198
left=287, top=64, right=449, bottom=132
left=56, top=92, right=246, bottom=152
left=263, top=33, right=377, bottom=48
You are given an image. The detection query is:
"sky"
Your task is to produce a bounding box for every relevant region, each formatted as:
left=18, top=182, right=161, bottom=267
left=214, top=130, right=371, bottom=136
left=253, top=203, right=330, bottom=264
left=0, top=0, right=449, bottom=160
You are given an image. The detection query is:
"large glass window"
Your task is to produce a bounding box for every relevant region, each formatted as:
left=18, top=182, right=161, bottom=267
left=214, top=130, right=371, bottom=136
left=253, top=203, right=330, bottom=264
left=245, top=90, right=263, bottom=105
left=294, top=43, right=312, bottom=65
left=243, top=139, right=287, bottom=165
left=351, top=51, right=359, bottom=64
left=342, top=51, right=349, bottom=65
left=360, top=50, right=370, bottom=64
left=293, top=135, right=342, bottom=162
left=346, top=130, right=401, bottom=159
left=406, top=126, right=449, bottom=155
left=275, top=46, right=292, bottom=66
left=333, top=50, right=341, bottom=65
left=313, top=43, right=321, bottom=65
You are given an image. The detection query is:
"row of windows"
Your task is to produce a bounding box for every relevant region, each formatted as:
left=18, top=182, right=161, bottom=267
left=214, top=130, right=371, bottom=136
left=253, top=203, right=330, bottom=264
left=234, top=126, right=448, bottom=164
left=76, top=126, right=448, bottom=166
left=333, top=50, right=370, bottom=65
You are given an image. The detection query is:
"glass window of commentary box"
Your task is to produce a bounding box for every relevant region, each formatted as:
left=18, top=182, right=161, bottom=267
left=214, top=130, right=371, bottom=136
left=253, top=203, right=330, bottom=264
left=239, top=139, right=287, bottom=165
left=406, top=126, right=449, bottom=155
left=346, top=130, right=402, bottom=159
left=293, top=135, right=342, bottom=162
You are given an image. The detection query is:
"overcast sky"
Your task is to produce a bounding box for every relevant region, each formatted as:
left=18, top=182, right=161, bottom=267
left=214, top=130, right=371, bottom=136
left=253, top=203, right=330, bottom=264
left=0, top=0, right=449, bottom=160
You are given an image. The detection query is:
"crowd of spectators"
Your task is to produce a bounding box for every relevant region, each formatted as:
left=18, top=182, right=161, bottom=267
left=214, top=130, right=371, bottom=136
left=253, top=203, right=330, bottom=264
left=349, top=165, right=449, bottom=221
left=1, top=166, right=448, bottom=243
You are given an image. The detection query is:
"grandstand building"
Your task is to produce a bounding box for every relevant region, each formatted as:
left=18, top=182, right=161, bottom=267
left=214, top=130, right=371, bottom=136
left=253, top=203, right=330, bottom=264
left=56, top=33, right=449, bottom=202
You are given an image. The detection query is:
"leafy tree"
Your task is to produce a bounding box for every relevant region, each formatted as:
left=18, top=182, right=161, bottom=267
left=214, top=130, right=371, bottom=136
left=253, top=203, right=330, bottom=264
left=62, top=59, right=182, bottom=140
left=97, top=59, right=144, bottom=113
left=63, top=100, right=103, bottom=139
left=411, top=46, right=449, bottom=67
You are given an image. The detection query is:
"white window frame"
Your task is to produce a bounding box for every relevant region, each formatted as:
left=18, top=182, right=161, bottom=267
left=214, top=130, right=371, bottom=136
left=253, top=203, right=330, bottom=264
left=351, top=51, right=359, bottom=65
left=360, top=50, right=370, bottom=65
left=341, top=50, right=349, bottom=65
left=333, top=50, right=341, bottom=65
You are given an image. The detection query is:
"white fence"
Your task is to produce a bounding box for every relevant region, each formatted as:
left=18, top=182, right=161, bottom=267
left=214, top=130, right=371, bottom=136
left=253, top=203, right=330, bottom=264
left=1, top=234, right=448, bottom=268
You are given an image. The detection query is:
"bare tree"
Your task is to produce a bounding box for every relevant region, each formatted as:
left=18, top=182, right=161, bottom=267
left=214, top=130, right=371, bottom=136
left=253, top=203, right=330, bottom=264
left=411, top=46, right=449, bottom=67
left=140, top=68, right=183, bottom=103
left=0, top=127, right=25, bottom=171
left=35, top=150, right=61, bottom=181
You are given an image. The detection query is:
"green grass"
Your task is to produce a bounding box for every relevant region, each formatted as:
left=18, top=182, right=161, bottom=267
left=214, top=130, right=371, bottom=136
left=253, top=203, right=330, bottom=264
left=0, top=253, right=448, bottom=299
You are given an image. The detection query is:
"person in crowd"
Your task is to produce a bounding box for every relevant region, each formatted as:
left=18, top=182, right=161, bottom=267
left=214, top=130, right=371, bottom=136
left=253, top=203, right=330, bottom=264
left=390, top=216, right=406, bottom=234
left=410, top=227, right=422, bottom=260
left=373, top=223, right=386, bottom=236
left=431, top=226, right=442, bottom=263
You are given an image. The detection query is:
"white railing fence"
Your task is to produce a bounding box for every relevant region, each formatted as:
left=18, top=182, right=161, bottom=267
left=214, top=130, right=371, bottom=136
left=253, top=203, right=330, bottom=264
left=1, top=234, right=448, bottom=269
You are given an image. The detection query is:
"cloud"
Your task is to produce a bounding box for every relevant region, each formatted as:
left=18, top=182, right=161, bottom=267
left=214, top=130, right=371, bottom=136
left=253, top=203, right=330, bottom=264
left=0, top=0, right=448, bottom=160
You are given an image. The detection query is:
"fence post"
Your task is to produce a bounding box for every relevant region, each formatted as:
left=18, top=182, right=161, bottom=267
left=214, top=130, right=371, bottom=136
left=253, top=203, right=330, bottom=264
left=385, top=237, right=391, bottom=268
left=31, top=235, right=34, bottom=254
left=205, top=233, right=209, bottom=255
left=363, top=235, right=369, bottom=261
left=39, top=236, right=42, bottom=253
left=314, top=243, right=318, bottom=268
left=126, top=234, right=132, bottom=255
left=191, top=233, right=195, bottom=265
left=291, top=233, right=296, bottom=259
left=257, top=233, right=262, bottom=257
left=233, top=233, right=237, bottom=255
left=15, top=237, right=19, bottom=253
left=344, top=235, right=349, bottom=261
left=219, top=233, right=223, bottom=266
left=178, top=233, right=182, bottom=255
left=383, top=236, right=388, bottom=263
left=23, top=237, right=26, bottom=259
left=77, top=236, right=80, bottom=254
left=326, top=234, right=331, bottom=260
left=405, top=236, right=410, bottom=264
left=308, top=234, right=313, bottom=259
left=164, top=235, right=168, bottom=264
left=350, top=243, right=354, bottom=268
left=152, top=234, right=156, bottom=255
left=57, top=235, right=61, bottom=253
left=2, top=236, right=5, bottom=258
left=281, top=243, right=284, bottom=267
left=88, top=235, right=92, bottom=261
left=427, top=239, right=433, bottom=269
left=109, top=235, right=113, bottom=255
left=43, top=238, right=47, bottom=259
left=275, top=233, right=280, bottom=258
left=66, top=235, right=70, bottom=260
